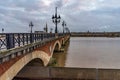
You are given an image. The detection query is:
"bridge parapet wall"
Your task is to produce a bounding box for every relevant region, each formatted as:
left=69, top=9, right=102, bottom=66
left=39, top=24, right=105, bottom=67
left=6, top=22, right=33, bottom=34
left=0, top=33, right=70, bottom=64
left=14, top=67, right=120, bottom=80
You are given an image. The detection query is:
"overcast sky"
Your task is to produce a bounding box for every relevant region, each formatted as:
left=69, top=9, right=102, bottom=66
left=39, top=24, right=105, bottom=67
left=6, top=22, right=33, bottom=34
left=0, top=0, right=120, bottom=33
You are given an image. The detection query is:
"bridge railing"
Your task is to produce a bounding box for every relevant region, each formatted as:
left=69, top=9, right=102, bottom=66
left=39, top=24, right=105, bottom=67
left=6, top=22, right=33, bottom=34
left=0, top=33, right=69, bottom=64
left=0, top=33, right=56, bottom=50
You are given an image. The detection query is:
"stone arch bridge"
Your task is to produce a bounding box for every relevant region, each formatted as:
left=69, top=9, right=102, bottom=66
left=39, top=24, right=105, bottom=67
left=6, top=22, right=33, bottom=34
left=0, top=33, right=70, bottom=80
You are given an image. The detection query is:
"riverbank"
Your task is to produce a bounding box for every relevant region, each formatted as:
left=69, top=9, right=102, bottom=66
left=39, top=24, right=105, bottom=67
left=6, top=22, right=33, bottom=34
left=71, top=32, right=120, bottom=37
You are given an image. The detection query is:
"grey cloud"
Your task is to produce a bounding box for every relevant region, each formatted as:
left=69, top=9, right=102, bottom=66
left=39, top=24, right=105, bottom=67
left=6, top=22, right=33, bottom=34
left=0, top=0, right=120, bottom=32
left=53, top=0, right=64, bottom=8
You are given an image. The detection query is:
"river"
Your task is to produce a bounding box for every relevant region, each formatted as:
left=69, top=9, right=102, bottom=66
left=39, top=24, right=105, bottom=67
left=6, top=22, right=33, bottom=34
left=54, top=37, right=120, bottom=69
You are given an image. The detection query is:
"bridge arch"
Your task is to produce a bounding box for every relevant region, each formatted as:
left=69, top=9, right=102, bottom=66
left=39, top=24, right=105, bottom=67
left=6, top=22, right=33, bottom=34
left=61, top=38, right=65, bottom=46
left=0, top=51, right=50, bottom=80
left=26, top=58, right=44, bottom=66
left=51, top=40, right=61, bottom=54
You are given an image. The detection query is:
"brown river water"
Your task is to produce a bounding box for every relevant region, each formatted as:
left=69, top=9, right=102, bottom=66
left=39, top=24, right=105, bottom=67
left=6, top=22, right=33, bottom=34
left=54, top=37, right=120, bottom=69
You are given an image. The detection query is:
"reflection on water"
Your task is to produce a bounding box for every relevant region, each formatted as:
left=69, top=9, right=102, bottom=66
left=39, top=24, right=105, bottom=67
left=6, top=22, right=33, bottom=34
left=65, top=37, right=120, bottom=69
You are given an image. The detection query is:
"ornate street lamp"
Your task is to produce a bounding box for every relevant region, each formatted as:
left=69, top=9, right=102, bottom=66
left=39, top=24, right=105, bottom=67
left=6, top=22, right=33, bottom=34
left=65, top=27, right=67, bottom=33
left=2, top=28, right=4, bottom=33
left=29, top=21, right=34, bottom=33
left=62, top=21, right=66, bottom=34
left=52, top=7, right=61, bottom=33
left=44, top=23, right=48, bottom=33
left=65, top=27, right=70, bottom=33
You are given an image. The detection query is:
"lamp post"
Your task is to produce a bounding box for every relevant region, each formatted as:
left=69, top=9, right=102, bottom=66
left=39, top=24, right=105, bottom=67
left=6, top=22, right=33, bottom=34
left=2, top=28, right=4, bottom=33
left=62, top=21, right=66, bottom=34
left=52, top=7, right=61, bottom=33
left=44, top=23, right=48, bottom=33
left=65, top=27, right=70, bottom=33
left=65, top=27, right=67, bottom=33
left=29, top=21, right=34, bottom=33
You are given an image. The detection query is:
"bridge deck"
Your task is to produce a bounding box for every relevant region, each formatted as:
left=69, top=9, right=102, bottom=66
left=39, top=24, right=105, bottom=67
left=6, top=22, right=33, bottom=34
left=14, top=66, right=120, bottom=80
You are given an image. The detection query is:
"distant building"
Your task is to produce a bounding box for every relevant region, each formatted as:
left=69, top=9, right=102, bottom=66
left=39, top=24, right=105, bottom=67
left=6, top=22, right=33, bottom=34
left=50, top=28, right=53, bottom=33
left=34, top=31, right=45, bottom=33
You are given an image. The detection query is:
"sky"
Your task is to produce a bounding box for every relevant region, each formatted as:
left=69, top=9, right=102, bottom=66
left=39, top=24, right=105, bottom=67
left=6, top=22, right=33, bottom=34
left=0, top=0, right=120, bottom=33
